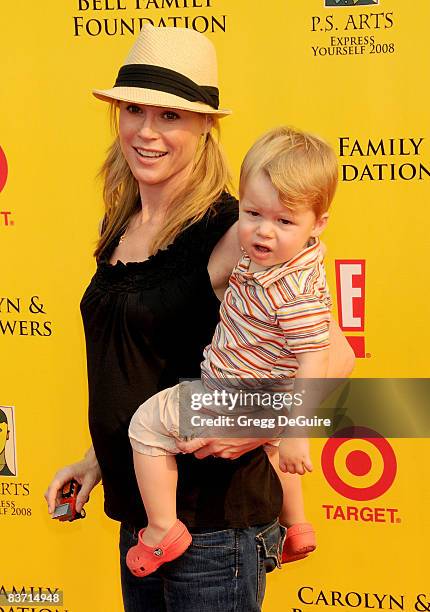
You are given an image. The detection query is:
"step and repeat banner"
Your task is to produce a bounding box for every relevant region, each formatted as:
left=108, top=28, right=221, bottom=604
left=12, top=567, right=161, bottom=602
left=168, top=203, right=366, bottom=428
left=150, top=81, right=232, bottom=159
left=1, top=1, right=429, bottom=611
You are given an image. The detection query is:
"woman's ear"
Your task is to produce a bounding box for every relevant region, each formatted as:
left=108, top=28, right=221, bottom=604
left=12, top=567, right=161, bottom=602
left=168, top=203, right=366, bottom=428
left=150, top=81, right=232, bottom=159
left=311, top=212, right=329, bottom=237
left=203, top=114, right=214, bottom=135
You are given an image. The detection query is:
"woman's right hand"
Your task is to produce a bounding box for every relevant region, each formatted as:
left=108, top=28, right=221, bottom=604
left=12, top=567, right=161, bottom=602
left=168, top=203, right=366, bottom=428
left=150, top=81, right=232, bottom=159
left=176, top=437, right=276, bottom=460
left=44, top=446, right=101, bottom=515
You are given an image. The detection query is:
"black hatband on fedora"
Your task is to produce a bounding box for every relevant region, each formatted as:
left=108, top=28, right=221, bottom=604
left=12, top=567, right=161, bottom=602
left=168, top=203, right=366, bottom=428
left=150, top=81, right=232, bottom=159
left=115, top=64, right=220, bottom=110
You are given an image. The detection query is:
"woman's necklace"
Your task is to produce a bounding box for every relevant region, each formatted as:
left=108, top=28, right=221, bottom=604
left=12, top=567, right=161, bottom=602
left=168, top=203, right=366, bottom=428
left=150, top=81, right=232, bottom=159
left=119, top=213, right=144, bottom=244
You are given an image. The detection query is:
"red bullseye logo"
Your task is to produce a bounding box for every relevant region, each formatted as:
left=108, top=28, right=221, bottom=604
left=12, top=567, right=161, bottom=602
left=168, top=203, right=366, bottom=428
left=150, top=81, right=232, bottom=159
left=321, top=426, right=397, bottom=501
left=0, top=147, right=8, bottom=193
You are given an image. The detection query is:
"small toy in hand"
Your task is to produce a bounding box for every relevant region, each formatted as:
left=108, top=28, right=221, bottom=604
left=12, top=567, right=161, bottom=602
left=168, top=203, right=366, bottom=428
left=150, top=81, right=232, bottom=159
left=51, top=479, right=86, bottom=522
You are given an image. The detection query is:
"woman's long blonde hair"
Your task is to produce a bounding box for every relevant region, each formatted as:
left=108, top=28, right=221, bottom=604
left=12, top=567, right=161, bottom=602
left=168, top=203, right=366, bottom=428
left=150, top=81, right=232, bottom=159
left=94, top=103, right=232, bottom=260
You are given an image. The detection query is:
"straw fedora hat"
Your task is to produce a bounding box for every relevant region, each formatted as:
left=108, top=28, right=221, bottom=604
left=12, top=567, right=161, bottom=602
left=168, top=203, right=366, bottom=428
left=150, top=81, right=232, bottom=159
left=93, top=24, right=231, bottom=117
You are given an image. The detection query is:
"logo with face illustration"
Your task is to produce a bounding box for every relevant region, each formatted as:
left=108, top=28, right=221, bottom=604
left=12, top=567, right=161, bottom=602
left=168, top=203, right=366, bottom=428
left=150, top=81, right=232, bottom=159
left=325, top=0, right=379, bottom=6
left=0, top=406, right=17, bottom=477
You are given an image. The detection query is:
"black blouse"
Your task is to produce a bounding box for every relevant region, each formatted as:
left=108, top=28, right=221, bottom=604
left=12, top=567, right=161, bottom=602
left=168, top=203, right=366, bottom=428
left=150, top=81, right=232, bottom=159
left=80, top=194, right=282, bottom=529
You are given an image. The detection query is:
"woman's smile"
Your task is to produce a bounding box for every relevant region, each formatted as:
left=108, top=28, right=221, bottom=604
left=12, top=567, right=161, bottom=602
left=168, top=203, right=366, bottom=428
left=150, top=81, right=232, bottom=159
left=134, top=147, right=168, bottom=160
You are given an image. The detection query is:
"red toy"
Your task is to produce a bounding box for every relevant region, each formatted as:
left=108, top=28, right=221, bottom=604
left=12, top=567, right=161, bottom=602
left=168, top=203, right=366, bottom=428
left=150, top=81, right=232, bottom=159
left=51, top=479, right=86, bottom=522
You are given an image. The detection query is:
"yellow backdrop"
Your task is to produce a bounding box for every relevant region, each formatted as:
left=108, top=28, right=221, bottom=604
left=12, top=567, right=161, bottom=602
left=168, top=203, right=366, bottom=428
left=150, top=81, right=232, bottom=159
left=1, top=1, right=429, bottom=610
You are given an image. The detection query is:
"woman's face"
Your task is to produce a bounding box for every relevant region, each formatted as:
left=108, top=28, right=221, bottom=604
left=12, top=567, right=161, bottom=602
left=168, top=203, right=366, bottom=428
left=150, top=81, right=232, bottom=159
left=118, top=102, right=206, bottom=190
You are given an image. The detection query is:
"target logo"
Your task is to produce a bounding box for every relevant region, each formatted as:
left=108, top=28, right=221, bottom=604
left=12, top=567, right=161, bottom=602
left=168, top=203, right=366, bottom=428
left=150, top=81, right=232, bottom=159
left=321, top=426, right=397, bottom=501
left=0, top=146, right=8, bottom=193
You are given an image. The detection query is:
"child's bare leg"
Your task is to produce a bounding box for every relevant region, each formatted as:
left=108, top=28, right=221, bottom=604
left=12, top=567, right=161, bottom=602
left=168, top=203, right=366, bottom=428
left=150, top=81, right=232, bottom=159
left=265, top=445, right=307, bottom=526
left=133, top=450, right=178, bottom=546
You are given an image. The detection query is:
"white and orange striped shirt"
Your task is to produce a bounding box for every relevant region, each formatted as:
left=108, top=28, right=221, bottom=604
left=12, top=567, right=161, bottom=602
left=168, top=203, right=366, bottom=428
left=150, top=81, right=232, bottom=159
left=201, top=239, right=331, bottom=389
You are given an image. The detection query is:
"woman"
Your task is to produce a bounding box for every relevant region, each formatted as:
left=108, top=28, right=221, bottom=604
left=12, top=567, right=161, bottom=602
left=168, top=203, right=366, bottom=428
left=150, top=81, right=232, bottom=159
left=45, top=24, right=354, bottom=611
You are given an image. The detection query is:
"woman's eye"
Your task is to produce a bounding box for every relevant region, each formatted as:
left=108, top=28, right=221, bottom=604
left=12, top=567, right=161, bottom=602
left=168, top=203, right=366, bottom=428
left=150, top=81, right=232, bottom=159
left=163, top=111, right=180, bottom=120
left=126, top=104, right=142, bottom=114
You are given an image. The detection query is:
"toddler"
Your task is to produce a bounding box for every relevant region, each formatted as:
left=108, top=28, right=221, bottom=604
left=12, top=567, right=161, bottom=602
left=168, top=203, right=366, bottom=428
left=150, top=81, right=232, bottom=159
left=126, top=126, right=338, bottom=577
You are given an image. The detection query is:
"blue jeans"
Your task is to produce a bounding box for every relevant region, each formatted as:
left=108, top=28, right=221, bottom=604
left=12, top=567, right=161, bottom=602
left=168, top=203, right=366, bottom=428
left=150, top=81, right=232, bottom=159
left=119, top=520, right=286, bottom=611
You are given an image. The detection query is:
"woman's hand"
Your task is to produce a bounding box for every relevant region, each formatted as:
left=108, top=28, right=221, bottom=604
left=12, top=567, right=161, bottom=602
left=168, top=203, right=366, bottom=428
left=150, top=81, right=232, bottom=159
left=44, top=446, right=101, bottom=514
left=176, top=437, right=275, bottom=459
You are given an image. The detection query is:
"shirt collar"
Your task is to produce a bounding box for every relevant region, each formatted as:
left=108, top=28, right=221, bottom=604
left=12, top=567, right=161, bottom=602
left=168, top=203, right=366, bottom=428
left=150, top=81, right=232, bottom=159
left=234, top=238, right=321, bottom=288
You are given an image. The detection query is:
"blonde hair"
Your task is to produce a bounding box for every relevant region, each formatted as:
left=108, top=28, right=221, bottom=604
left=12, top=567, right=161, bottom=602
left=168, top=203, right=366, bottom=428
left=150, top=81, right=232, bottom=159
left=94, top=103, right=232, bottom=260
left=239, top=126, right=338, bottom=217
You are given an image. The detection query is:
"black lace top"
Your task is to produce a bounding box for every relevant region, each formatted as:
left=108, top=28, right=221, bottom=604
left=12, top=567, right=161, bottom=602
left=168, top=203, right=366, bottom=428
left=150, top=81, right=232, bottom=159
left=80, top=194, right=282, bottom=528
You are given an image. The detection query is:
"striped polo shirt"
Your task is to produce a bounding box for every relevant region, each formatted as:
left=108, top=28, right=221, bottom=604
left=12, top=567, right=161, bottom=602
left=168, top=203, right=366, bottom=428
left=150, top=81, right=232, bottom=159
left=201, top=238, right=331, bottom=389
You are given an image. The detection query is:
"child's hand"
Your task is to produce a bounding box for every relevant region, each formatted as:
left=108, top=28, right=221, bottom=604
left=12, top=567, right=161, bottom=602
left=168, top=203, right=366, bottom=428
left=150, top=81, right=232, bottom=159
left=279, top=438, right=313, bottom=475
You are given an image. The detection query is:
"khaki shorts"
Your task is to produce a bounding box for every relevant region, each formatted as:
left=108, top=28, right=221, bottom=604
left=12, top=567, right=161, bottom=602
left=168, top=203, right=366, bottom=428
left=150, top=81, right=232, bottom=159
left=128, top=380, right=209, bottom=456
left=128, top=379, right=281, bottom=456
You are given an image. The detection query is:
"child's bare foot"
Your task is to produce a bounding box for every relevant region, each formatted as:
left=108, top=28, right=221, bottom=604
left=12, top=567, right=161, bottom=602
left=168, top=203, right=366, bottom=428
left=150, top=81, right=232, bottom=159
left=279, top=511, right=307, bottom=528
left=141, top=522, right=177, bottom=547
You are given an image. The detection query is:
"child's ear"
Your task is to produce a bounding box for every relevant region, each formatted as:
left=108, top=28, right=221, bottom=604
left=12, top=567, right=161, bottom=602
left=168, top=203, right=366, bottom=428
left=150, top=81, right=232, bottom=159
left=311, top=213, right=329, bottom=237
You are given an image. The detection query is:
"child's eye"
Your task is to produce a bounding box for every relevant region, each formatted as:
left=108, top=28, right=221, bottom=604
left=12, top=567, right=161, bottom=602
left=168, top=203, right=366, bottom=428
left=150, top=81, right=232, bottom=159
left=246, top=210, right=259, bottom=217
left=279, top=218, right=292, bottom=225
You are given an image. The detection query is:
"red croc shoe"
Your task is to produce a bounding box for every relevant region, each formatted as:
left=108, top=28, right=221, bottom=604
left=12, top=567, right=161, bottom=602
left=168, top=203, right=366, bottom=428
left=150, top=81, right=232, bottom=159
left=126, top=519, right=192, bottom=577
left=281, top=523, right=316, bottom=564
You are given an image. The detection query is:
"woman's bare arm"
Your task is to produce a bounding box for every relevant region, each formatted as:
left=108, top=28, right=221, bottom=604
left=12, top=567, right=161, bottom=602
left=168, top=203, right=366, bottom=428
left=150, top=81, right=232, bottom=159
left=207, top=222, right=241, bottom=301
left=327, top=317, right=355, bottom=378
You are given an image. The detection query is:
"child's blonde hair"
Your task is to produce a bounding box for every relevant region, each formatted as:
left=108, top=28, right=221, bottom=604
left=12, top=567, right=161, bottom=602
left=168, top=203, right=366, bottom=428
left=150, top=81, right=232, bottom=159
left=239, top=126, right=338, bottom=217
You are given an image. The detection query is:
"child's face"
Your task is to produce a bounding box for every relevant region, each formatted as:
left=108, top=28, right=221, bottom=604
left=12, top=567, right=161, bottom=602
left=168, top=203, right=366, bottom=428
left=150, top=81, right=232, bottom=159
left=238, top=171, right=327, bottom=269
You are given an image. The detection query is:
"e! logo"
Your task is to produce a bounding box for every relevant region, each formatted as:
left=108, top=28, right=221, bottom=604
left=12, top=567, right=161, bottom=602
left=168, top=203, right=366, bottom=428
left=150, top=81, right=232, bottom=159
left=321, top=426, right=397, bottom=500
left=0, top=147, right=8, bottom=193
left=335, top=260, right=366, bottom=357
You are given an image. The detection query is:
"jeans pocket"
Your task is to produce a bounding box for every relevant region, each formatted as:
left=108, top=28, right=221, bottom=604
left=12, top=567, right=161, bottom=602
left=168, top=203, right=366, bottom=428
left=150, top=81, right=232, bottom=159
left=255, top=520, right=285, bottom=573
left=190, top=528, right=237, bottom=549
